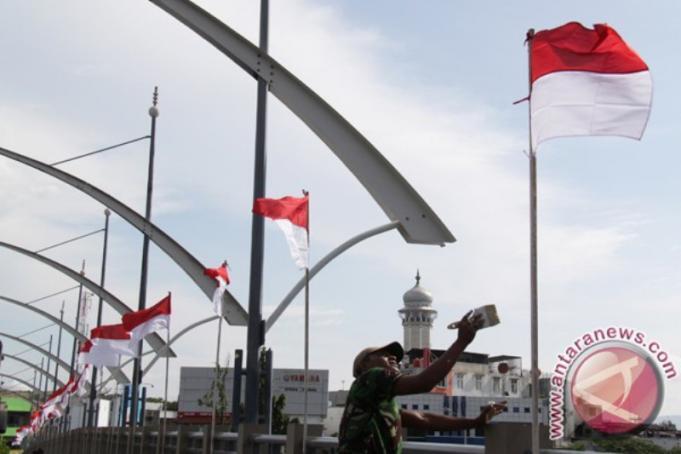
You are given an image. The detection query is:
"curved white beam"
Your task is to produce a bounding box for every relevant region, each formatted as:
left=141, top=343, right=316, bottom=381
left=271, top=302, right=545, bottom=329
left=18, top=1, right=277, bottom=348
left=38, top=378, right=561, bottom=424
left=266, top=221, right=400, bottom=331
left=150, top=0, right=455, bottom=246
left=0, top=146, right=248, bottom=326
left=0, top=332, right=72, bottom=375
left=3, top=353, right=65, bottom=388
left=0, top=331, right=129, bottom=385
left=0, top=242, right=175, bottom=358
left=98, top=315, right=221, bottom=390
left=0, top=294, right=85, bottom=343
left=0, top=373, right=43, bottom=396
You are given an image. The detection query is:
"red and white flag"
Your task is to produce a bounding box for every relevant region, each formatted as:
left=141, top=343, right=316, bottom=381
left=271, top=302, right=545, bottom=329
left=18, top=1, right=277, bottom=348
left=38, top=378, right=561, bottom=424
left=253, top=194, right=309, bottom=269
left=530, top=22, right=652, bottom=149
left=79, top=324, right=135, bottom=367
left=204, top=261, right=230, bottom=315
left=122, top=294, right=171, bottom=342
left=78, top=339, right=118, bottom=367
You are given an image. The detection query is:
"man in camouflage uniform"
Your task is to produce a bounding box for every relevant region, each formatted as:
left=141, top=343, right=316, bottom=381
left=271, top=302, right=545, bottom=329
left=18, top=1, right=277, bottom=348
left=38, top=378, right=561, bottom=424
left=339, top=312, right=505, bottom=453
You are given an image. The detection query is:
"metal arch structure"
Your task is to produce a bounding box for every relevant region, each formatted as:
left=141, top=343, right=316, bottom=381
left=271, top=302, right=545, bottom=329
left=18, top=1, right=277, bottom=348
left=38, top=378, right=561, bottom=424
left=0, top=332, right=72, bottom=376
left=0, top=294, right=87, bottom=349
left=98, top=315, right=221, bottom=390
left=0, top=241, right=175, bottom=358
left=150, top=0, right=455, bottom=247
left=3, top=353, right=65, bottom=388
left=0, top=331, right=129, bottom=385
left=0, top=388, right=39, bottom=408
left=266, top=221, right=400, bottom=331
left=0, top=373, right=43, bottom=396
left=0, top=147, right=248, bottom=326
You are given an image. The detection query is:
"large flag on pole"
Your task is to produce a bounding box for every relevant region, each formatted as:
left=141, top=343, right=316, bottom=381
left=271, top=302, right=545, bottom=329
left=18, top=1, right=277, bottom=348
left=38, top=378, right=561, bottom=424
left=122, top=294, right=171, bottom=342
left=530, top=22, right=652, bottom=149
left=204, top=262, right=230, bottom=315
left=253, top=194, right=309, bottom=269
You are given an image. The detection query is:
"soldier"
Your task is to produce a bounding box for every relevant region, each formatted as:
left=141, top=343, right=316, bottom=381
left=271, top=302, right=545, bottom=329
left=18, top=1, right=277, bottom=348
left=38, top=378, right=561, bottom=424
left=339, top=311, right=506, bottom=453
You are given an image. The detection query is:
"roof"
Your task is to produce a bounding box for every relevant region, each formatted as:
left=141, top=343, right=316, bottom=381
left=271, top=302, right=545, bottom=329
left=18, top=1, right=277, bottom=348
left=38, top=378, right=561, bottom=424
left=1, top=395, right=32, bottom=412
left=488, top=355, right=521, bottom=362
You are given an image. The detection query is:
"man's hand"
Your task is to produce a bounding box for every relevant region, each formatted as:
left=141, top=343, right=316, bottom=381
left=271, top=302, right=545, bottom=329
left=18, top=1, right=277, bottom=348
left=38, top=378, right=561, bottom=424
left=475, top=401, right=507, bottom=425
left=456, top=311, right=483, bottom=346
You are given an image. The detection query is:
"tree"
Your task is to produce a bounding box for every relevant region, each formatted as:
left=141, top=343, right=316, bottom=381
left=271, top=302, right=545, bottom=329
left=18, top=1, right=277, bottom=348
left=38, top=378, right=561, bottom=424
left=271, top=394, right=289, bottom=434
left=198, top=363, right=229, bottom=424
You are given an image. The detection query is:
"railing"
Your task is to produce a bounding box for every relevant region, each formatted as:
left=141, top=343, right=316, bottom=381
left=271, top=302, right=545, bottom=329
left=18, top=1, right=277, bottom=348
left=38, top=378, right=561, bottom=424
left=24, top=425, right=607, bottom=453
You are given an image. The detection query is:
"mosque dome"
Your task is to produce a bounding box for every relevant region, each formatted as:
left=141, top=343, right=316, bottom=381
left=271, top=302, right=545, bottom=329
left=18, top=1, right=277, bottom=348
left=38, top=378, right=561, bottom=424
left=402, top=270, right=433, bottom=308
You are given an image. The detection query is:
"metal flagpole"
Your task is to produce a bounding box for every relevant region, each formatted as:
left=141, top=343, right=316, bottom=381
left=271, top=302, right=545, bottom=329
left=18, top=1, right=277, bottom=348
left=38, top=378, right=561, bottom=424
left=210, top=315, right=224, bottom=454
left=44, top=334, right=53, bottom=400
left=302, top=267, right=310, bottom=454
left=89, top=208, right=111, bottom=427
left=53, top=301, right=65, bottom=393
left=245, top=0, right=269, bottom=425
left=302, top=192, right=310, bottom=454
left=69, top=261, right=86, bottom=375
left=128, top=87, right=159, bottom=454
left=525, top=28, right=540, bottom=454
left=160, top=294, right=171, bottom=454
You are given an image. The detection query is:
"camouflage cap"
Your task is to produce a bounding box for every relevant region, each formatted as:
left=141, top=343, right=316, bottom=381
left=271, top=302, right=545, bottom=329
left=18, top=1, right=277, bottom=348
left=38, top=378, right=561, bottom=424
left=352, top=341, right=404, bottom=377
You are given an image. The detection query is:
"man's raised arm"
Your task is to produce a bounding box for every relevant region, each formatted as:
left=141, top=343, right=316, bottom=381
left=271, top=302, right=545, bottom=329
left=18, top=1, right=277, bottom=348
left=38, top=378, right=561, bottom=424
left=393, top=312, right=482, bottom=395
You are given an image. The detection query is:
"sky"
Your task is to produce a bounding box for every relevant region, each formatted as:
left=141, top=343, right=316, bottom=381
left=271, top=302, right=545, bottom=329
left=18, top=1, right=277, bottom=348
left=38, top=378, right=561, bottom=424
left=1, top=0, right=680, bottom=418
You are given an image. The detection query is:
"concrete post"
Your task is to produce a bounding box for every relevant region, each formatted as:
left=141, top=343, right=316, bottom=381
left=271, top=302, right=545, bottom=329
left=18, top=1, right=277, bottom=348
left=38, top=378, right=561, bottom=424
left=286, top=422, right=323, bottom=454
left=174, top=425, right=187, bottom=454
left=237, top=423, right=266, bottom=454
left=485, top=422, right=552, bottom=454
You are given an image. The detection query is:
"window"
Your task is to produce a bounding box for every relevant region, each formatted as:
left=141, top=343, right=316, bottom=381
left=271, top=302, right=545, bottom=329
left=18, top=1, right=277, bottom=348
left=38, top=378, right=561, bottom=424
left=456, top=373, right=465, bottom=389
left=412, top=404, right=418, bottom=410
left=492, top=377, right=501, bottom=393
left=401, top=404, right=407, bottom=409
left=511, top=379, right=518, bottom=394
left=424, top=404, right=430, bottom=410
left=513, top=407, right=519, bottom=413
left=475, top=375, right=482, bottom=391
left=524, top=407, right=530, bottom=413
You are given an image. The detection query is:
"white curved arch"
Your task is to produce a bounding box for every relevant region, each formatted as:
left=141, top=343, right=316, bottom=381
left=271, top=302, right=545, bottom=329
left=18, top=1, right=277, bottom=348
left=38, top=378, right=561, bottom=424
left=3, top=353, right=65, bottom=388
left=0, top=242, right=175, bottom=357
left=151, top=0, right=455, bottom=246
left=0, top=147, right=248, bottom=326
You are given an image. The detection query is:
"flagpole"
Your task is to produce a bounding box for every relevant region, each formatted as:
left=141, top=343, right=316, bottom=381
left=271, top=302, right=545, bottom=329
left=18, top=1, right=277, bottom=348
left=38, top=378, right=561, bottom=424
left=526, top=28, right=540, bottom=454
left=302, top=265, right=309, bottom=454
left=128, top=86, right=159, bottom=454
left=160, top=293, right=171, bottom=454
left=210, top=314, right=223, bottom=454
left=302, top=192, right=310, bottom=454
left=88, top=208, right=110, bottom=428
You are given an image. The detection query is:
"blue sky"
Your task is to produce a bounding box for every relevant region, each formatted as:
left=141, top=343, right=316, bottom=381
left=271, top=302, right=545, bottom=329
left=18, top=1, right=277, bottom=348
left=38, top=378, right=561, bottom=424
left=1, top=0, right=680, bottom=418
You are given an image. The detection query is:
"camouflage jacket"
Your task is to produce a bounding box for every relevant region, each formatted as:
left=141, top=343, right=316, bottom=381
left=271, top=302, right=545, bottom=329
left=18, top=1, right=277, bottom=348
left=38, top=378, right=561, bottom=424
left=338, top=367, right=402, bottom=453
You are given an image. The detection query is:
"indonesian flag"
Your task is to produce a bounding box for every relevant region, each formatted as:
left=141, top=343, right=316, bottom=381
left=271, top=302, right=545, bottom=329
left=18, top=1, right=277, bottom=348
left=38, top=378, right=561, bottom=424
left=530, top=22, right=652, bottom=149
left=253, top=194, right=309, bottom=269
left=122, top=294, right=171, bottom=342
left=204, top=262, right=230, bottom=315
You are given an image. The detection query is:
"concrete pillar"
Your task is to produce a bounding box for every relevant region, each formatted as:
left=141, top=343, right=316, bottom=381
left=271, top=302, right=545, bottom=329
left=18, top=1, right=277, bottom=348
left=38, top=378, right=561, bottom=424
left=485, top=422, right=552, bottom=454
left=237, top=423, right=266, bottom=454
left=285, top=422, right=323, bottom=454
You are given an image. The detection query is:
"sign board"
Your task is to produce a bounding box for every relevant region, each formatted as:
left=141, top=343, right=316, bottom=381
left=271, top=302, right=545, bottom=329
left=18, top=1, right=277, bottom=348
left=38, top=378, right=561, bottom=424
left=178, top=367, right=328, bottom=421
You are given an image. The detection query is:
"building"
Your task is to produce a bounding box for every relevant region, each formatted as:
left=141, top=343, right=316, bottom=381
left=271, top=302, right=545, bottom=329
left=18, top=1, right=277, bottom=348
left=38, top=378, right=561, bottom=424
left=178, top=367, right=329, bottom=425
left=1, top=394, right=31, bottom=444
left=327, top=273, right=549, bottom=437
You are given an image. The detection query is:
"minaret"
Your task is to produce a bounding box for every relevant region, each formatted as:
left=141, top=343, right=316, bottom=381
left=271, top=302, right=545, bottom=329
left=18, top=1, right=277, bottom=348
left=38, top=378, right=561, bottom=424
left=398, top=271, right=437, bottom=352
